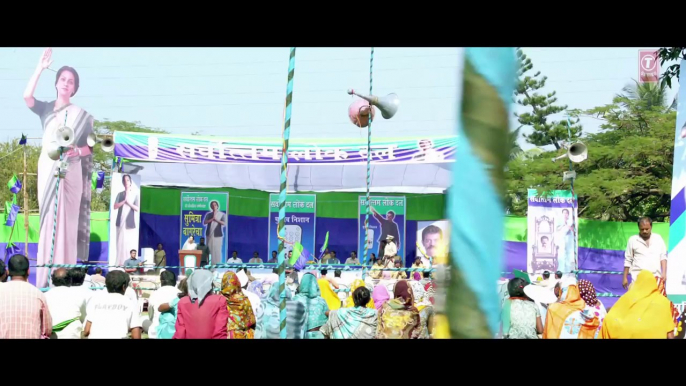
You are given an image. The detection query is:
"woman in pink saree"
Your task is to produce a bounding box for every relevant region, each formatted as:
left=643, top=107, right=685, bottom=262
left=24, top=48, right=94, bottom=288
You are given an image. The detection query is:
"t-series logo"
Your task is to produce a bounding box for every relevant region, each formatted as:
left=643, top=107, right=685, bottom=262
left=638, top=50, right=659, bottom=83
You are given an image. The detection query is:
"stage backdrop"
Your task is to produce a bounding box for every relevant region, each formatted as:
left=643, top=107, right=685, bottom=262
left=668, top=58, right=686, bottom=306
left=417, top=220, right=450, bottom=265
left=108, top=173, right=141, bottom=267
left=358, top=195, right=406, bottom=263
left=268, top=194, right=316, bottom=258
left=180, top=192, right=229, bottom=264
left=527, top=189, right=578, bottom=275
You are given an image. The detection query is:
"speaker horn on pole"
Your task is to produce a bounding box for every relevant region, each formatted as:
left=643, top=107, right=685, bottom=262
left=347, top=89, right=400, bottom=119
left=552, top=142, right=587, bottom=163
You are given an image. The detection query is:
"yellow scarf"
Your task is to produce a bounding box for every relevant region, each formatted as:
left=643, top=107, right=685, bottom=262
left=344, top=279, right=375, bottom=309
left=601, top=270, right=675, bottom=339
left=317, top=278, right=341, bottom=311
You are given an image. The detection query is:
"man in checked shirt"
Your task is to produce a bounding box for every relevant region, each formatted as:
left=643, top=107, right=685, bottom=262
left=0, top=254, right=52, bottom=339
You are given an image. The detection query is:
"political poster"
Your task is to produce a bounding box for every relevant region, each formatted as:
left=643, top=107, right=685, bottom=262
left=416, top=220, right=450, bottom=266
left=527, top=189, right=578, bottom=275
left=268, top=194, right=316, bottom=260
left=109, top=173, right=142, bottom=267
left=358, top=196, right=406, bottom=263
left=180, top=192, right=229, bottom=265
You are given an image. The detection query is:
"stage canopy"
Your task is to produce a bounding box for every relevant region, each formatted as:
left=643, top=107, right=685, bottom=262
left=114, top=132, right=456, bottom=194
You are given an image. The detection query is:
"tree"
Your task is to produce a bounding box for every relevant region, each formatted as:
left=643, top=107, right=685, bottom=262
left=509, top=126, right=523, bottom=161
left=617, top=79, right=672, bottom=111
left=513, top=48, right=582, bottom=150
left=506, top=94, right=675, bottom=222
left=656, top=47, right=685, bottom=88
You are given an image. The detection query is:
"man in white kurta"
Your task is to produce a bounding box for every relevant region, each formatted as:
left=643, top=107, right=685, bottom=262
left=45, top=268, right=84, bottom=339
left=623, top=217, right=668, bottom=289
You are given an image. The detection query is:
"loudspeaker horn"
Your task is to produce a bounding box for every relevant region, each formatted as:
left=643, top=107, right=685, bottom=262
left=46, top=141, right=61, bottom=161
left=55, top=126, right=75, bottom=147
left=552, top=142, right=587, bottom=163
left=86, top=133, right=114, bottom=153
left=347, top=89, right=400, bottom=119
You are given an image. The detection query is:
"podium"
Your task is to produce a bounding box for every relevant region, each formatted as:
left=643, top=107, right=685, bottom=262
left=179, top=250, right=203, bottom=275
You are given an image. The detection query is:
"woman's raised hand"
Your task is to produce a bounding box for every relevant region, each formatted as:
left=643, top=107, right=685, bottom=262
left=38, top=48, right=53, bottom=70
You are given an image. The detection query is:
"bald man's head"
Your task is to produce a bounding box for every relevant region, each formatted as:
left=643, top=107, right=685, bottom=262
left=52, top=268, right=71, bottom=287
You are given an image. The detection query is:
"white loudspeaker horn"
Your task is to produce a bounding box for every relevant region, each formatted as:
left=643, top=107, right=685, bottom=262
left=55, top=126, right=75, bottom=147
left=86, top=133, right=114, bottom=153
left=552, top=142, right=587, bottom=163
left=347, top=89, right=400, bottom=119
left=46, top=141, right=62, bottom=161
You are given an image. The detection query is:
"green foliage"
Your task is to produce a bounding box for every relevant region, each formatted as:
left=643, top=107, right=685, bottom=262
left=507, top=95, right=675, bottom=222
left=656, top=47, right=685, bottom=88
left=617, top=79, right=672, bottom=110
left=513, top=48, right=582, bottom=150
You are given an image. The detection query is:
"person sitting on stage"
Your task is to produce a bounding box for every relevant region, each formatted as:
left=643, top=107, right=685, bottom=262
left=124, top=249, right=143, bottom=274
left=196, top=238, right=210, bottom=266
left=391, top=258, right=408, bottom=280
left=227, top=251, right=242, bottom=264
left=328, top=251, right=341, bottom=265
left=268, top=250, right=278, bottom=264
left=370, top=256, right=384, bottom=280
left=345, top=252, right=360, bottom=265
left=249, top=252, right=263, bottom=264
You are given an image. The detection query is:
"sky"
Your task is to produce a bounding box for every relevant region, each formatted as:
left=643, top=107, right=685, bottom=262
left=0, top=47, right=679, bottom=149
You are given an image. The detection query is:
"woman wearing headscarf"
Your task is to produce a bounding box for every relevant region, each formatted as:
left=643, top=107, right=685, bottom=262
left=174, top=270, right=229, bottom=339
left=414, top=281, right=435, bottom=339
left=344, top=279, right=375, bottom=309
left=376, top=280, right=421, bottom=339
left=247, top=280, right=268, bottom=300
left=372, top=284, right=391, bottom=312
left=317, top=273, right=341, bottom=311
left=543, top=276, right=600, bottom=339
left=294, top=273, right=330, bottom=339
left=157, top=278, right=188, bottom=339
left=220, top=271, right=256, bottom=339
left=321, top=287, right=378, bottom=339
left=577, top=279, right=607, bottom=334
left=601, top=270, right=676, bottom=339
left=255, top=283, right=307, bottom=339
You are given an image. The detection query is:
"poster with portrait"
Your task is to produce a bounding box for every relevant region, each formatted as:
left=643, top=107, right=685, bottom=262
left=416, top=220, right=450, bottom=266
left=180, top=192, right=229, bottom=265
left=108, top=173, right=142, bottom=267
left=268, top=194, right=316, bottom=260
left=527, top=189, right=578, bottom=275
left=667, top=59, right=686, bottom=306
left=358, top=196, right=406, bottom=263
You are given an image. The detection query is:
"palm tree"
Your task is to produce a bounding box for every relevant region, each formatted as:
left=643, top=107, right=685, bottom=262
left=509, top=126, right=523, bottom=161
left=617, top=79, right=671, bottom=110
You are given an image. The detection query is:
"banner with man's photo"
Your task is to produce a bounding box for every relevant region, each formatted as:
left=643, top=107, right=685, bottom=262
left=179, top=192, right=229, bottom=265
left=358, top=196, right=406, bottom=263
left=268, top=194, right=316, bottom=259
left=108, top=173, right=142, bottom=267
left=416, top=220, right=450, bottom=266
left=527, top=189, right=578, bottom=275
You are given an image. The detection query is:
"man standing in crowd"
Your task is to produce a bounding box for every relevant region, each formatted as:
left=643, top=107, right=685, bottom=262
left=69, top=268, right=93, bottom=325
left=45, top=268, right=83, bottom=339
left=0, top=259, right=7, bottom=283
left=0, top=254, right=52, bottom=339
left=147, top=270, right=180, bottom=339
left=197, top=238, right=211, bottom=266
left=345, top=252, right=360, bottom=265
left=623, top=216, right=668, bottom=289
left=84, top=270, right=142, bottom=339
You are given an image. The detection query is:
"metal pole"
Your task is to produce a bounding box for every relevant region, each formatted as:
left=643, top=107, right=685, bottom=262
left=362, top=47, right=374, bottom=280
left=23, top=147, right=29, bottom=257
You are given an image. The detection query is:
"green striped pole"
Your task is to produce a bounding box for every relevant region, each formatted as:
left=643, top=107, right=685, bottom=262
left=277, top=47, right=296, bottom=339
left=362, top=47, right=374, bottom=279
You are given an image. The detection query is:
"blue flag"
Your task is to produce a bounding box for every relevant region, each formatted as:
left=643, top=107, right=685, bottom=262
left=7, top=175, right=22, bottom=194
left=4, top=201, right=20, bottom=227
left=19, top=134, right=27, bottom=146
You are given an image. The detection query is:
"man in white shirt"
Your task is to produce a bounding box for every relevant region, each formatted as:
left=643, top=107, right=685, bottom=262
left=623, top=217, right=668, bottom=289
left=68, top=268, right=93, bottom=324
left=227, top=251, right=242, bottom=264
left=147, top=271, right=180, bottom=339
left=345, top=252, right=360, bottom=265
left=45, top=268, right=84, bottom=339
left=84, top=270, right=142, bottom=339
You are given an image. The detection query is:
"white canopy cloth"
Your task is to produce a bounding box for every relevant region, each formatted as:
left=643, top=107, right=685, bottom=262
left=114, top=132, right=456, bottom=193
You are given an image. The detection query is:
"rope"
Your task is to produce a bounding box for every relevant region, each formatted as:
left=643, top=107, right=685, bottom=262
left=0, top=147, right=22, bottom=161
left=501, top=270, right=623, bottom=275
left=277, top=47, right=296, bottom=339
left=362, top=47, right=374, bottom=280
left=30, top=263, right=437, bottom=273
